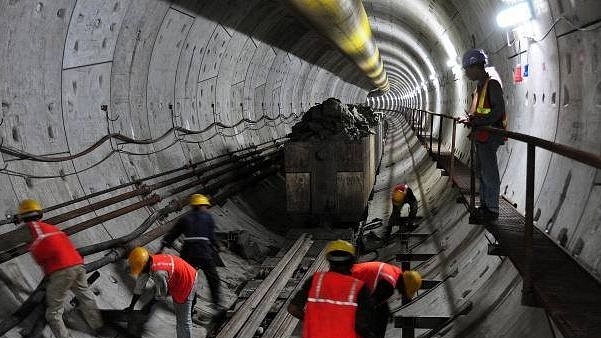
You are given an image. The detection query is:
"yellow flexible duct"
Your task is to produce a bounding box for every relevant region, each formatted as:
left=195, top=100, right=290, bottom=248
left=287, top=0, right=389, bottom=92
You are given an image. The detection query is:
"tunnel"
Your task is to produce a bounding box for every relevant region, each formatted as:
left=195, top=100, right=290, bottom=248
left=1, top=0, right=601, bottom=337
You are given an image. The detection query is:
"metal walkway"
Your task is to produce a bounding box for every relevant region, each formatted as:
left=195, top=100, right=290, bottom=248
left=434, top=150, right=601, bottom=338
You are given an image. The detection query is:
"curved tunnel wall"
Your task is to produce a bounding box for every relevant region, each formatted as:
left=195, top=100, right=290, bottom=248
left=0, top=0, right=367, bottom=320
left=0, top=0, right=600, bottom=337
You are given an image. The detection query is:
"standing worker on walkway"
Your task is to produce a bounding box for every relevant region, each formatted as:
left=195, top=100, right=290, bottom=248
left=460, top=49, right=507, bottom=222
left=0, top=199, right=103, bottom=338
left=352, top=261, right=422, bottom=338
left=159, top=194, right=224, bottom=312
left=287, top=240, right=376, bottom=338
left=127, top=246, right=198, bottom=338
left=386, top=183, right=418, bottom=238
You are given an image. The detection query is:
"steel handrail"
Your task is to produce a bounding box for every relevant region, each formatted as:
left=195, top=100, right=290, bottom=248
left=395, top=106, right=601, bottom=308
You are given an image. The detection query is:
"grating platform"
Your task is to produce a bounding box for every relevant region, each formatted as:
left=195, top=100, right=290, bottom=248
left=433, top=150, right=601, bottom=338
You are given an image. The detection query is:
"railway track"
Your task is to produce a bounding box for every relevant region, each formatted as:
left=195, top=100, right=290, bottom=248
left=214, top=233, right=317, bottom=338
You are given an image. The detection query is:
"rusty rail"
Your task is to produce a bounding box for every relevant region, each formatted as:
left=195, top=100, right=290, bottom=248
left=0, top=148, right=284, bottom=335
left=0, top=148, right=283, bottom=263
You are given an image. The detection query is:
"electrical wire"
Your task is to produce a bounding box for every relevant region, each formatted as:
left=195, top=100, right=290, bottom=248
left=0, top=111, right=299, bottom=178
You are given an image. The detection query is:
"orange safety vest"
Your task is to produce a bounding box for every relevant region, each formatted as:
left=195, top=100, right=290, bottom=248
left=469, top=78, right=507, bottom=142
left=352, top=262, right=402, bottom=294
left=27, top=221, right=83, bottom=276
left=303, top=271, right=364, bottom=338
left=151, top=254, right=197, bottom=304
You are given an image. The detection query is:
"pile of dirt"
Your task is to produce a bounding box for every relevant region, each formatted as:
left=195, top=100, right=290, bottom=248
left=289, top=98, right=377, bottom=141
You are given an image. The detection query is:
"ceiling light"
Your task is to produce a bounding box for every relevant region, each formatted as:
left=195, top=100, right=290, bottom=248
left=496, top=1, right=533, bottom=28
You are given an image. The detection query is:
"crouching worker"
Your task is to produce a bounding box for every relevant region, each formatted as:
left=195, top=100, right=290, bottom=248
left=352, top=261, right=422, bottom=338
left=127, top=247, right=198, bottom=338
left=386, top=183, right=418, bottom=237
left=287, top=240, right=376, bottom=338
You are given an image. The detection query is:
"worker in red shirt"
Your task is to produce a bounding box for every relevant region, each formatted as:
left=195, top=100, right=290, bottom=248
left=287, top=240, right=376, bottom=338
left=0, top=199, right=103, bottom=338
left=352, top=261, right=422, bottom=338
left=127, top=246, right=199, bottom=338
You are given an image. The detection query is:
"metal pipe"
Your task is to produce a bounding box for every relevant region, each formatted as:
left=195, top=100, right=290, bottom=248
left=522, top=144, right=536, bottom=305
left=45, top=186, right=151, bottom=225
left=286, top=0, right=389, bottom=91
left=0, top=154, right=284, bottom=334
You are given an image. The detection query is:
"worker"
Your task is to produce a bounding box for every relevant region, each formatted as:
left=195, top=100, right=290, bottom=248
left=352, top=261, right=423, bottom=338
left=287, top=239, right=376, bottom=338
left=386, top=183, right=418, bottom=238
left=459, top=49, right=507, bottom=222
left=126, top=246, right=198, bottom=338
left=0, top=199, right=104, bottom=338
left=159, top=193, right=225, bottom=313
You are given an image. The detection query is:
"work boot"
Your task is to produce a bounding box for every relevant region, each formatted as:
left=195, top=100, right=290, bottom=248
left=211, top=304, right=227, bottom=319
left=470, top=207, right=498, bottom=224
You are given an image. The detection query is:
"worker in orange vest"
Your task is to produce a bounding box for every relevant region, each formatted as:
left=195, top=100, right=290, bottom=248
left=352, top=261, right=422, bottom=338
left=127, top=247, right=199, bottom=338
left=0, top=199, right=103, bottom=338
left=386, top=183, right=418, bottom=238
left=287, top=240, right=376, bottom=338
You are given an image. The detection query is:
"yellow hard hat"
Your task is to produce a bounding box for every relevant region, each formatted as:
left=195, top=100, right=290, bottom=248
left=190, top=194, right=211, bottom=206
left=325, top=239, right=356, bottom=262
left=392, top=189, right=407, bottom=206
left=402, top=270, right=422, bottom=298
left=128, top=247, right=150, bottom=276
left=18, top=199, right=43, bottom=215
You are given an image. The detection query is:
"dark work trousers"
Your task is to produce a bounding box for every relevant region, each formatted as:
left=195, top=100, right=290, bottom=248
left=370, top=302, right=391, bottom=338
left=386, top=198, right=418, bottom=237
left=475, top=141, right=501, bottom=213
left=192, top=260, right=221, bottom=307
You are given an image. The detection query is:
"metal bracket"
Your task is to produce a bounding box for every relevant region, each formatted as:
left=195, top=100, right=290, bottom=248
left=487, top=243, right=508, bottom=256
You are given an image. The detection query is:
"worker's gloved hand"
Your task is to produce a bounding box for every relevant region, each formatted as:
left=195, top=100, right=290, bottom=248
left=457, top=117, right=471, bottom=126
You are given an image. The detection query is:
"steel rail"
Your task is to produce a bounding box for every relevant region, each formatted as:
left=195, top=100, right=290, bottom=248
left=262, top=246, right=328, bottom=338
left=235, top=237, right=314, bottom=338
left=215, top=234, right=311, bottom=338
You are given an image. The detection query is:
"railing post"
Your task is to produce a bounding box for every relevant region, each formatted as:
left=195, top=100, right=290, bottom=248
left=522, top=143, right=537, bottom=306
left=469, top=132, right=476, bottom=212
left=437, top=116, right=443, bottom=160
left=450, top=119, right=456, bottom=181
left=418, top=110, right=422, bottom=140
left=401, top=260, right=414, bottom=338
left=420, top=111, right=424, bottom=141
left=429, top=112, right=434, bottom=154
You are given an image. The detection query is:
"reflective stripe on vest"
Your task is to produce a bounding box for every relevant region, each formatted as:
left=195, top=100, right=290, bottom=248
left=151, top=254, right=197, bottom=303
left=470, top=78, right=507, bottom=142
left=303, top=272, right=363, bottom=338
left=29, top=222, right=62, bottom=251
left=307, top=272, right=360, bottom=307
left=352, top=262, right=402, bottom=294
left=26, top=221, right=83, bottom=275
left=183, top=236, right=210, bottom=241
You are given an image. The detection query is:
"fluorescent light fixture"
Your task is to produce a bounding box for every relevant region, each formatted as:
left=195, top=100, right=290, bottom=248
left=429, top=74, right=436, bottom=81
left=496, top=1, right=533, bottom=28
left=446, top=59, right=457, bottom=68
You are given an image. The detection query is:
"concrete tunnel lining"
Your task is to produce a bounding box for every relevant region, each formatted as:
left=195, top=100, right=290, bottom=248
left=1, top=0, right=601, bottom=337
